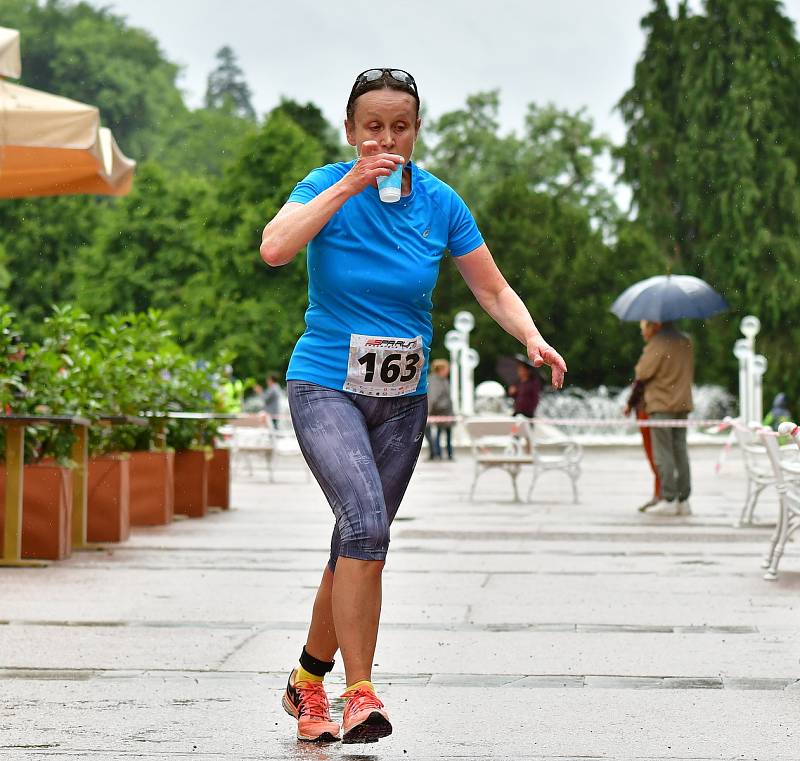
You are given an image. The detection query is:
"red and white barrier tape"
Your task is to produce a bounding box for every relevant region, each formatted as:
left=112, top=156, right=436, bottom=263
left=426, top=415, right=727, bottom=428
left=232, top=411, right=794, bottom=439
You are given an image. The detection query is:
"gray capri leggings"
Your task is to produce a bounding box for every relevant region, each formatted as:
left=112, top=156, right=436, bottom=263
left=287, top=381, right=428, bottom=570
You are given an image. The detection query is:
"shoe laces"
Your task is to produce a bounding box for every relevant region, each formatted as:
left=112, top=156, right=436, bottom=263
left=342, top=687, right=384, bottom=718
left=294, top=680, right=332, bottom=720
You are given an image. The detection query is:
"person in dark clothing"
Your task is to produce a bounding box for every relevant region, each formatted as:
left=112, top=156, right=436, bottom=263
left=624, top=378, right=661, bottom=511
left=508, top=355, right=542, bottom=419
left=425, top=359, right=454, bottom=460
left=763, top=392, right=792, bottom=432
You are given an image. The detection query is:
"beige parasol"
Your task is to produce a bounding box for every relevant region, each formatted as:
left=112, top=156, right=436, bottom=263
left=0, top=26, right=135, bottom=198
left=0, top=27, right=21, bottom=79
left=0, top=80, right=135, bottom=197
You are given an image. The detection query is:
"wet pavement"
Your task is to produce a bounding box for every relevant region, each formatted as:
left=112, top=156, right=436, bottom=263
left=1, top=444, right=798, bottom=760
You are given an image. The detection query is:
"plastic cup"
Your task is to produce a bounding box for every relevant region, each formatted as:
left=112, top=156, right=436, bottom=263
left=377, top=163, right=403, bottom=203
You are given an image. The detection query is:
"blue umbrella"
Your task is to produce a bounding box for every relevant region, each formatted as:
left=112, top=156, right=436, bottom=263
left=610, top=274, right=728, bottom=322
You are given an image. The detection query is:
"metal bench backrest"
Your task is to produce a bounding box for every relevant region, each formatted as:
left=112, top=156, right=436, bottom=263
left=734, top=424, right=772, bottom=478
left=463, top=417, right=526, bottom=457
left=760, top=429, right=800, bottom=503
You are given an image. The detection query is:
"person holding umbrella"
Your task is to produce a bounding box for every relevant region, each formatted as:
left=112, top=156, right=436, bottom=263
left=611, top=274, right=726, bottom=518
left=628, top=320, right=694, bottom=516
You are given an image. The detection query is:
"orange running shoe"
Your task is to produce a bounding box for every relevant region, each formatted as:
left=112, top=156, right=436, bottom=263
left=341, top=686, right=392, bottom=744
left=282, top=670, right=340, bottom=742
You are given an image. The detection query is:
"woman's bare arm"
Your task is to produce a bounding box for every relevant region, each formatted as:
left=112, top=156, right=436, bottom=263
left=454, top=243, right=567, bottom=388
left=259, top=142, right=403, bottom=267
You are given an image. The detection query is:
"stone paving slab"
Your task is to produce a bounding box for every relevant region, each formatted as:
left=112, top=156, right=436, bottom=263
left=1, top=446, right=799, bottom=759
left=1, top=676, right=798, bottom=760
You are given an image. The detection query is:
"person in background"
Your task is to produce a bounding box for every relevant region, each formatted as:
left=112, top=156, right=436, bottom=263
left=633, top=320, right=694, bottom=517
left=624, top=321, right=662, bottom=511
left=508, top=354, right=543, bottom=419
left=763, top=392, right=792, bottom=432
left=217, top=365, right=244, bottom=413
left=425, top=359, right=454, bottom=460
left=263, top=372, right=285, bottom=428
left=242, top=383, right=266, bottom=413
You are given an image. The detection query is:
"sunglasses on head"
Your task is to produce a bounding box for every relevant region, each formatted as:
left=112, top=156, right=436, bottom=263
left=349, top=68, right=418, bottom=100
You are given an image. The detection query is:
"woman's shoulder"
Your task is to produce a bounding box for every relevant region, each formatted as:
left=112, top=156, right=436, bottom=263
left=290, top=161, right=354, bottom=202
left=412, top=163, right=471, bottom=212
left=307, top=160, right=355, bottom=183
left=413, top=163, right=456, bottom=196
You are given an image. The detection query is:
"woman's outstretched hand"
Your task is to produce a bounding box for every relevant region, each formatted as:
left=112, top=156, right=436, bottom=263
left=343, top=140, right=405, bottom=195
left=527, top=338, right=567, bottom=389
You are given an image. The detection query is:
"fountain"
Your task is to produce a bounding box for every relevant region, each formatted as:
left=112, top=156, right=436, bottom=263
left=472, top=381, right=736, bottom=444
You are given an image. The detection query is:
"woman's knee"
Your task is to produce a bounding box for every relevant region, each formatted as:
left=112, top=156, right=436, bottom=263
left=336, top=512, right=390, bottom=563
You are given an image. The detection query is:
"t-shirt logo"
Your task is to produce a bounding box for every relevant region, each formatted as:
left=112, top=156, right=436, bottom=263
left=422, top=229, right=430, bottom=238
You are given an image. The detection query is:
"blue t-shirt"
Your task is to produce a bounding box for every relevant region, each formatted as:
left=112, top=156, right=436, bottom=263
left=285, top=160, right=483, bottom=395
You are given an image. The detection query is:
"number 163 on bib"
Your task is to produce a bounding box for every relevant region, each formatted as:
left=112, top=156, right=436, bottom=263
left=345, top=334, right=425, bottom=397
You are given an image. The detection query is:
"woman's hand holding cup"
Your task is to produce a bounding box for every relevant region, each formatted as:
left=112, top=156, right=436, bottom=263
left=344, top=140, right=404, bottom=197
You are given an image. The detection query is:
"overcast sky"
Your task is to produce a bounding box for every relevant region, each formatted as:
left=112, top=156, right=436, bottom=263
left=89, top=0, right=800, bottom=146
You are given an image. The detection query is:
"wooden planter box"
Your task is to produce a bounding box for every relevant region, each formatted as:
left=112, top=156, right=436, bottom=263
left=87, top=454, right=130, bottom=543
left=174, top=449, right=212, bottom=518
left=129, top=450, right=174, bottom=526
left=0, top=462, right=73, bottom=560
left=207, top=447, right=231, bottom=510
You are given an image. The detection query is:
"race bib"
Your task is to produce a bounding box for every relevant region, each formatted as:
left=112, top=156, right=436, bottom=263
left=344, top=334, right=425, bottom=397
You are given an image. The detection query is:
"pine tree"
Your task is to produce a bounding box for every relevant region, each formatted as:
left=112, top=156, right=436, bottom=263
left=204, top=45, right=256, bottom=121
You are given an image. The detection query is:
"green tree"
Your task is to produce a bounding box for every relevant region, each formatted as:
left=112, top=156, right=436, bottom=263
left=177, top=111, right=326, bottom=378
left=425, top=92, right=619, bottom=231
left=149, top=106, right=257, bottom=177
left=204, top=45, right=256, bottom=121
left=425, top=91, right=521, bottom=218
left=272, top=98, right=344, bottom=163
left=74, top=162, right=213, bottom=320
left=619, top=0, right=800, bottom=395
left=3, top=0, right=187, bottom=159
left=617, top=0, right=689, bottom=266
left=0, top=196, right=99, bottom=335
left=433, top=178, right=662, bottom=388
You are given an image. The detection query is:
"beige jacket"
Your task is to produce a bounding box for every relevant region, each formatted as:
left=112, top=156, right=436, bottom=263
left=634, top=326, right=694, bottom=413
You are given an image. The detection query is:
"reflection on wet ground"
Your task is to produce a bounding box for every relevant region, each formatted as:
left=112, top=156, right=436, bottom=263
left=280, top=738, right=379, bottom=761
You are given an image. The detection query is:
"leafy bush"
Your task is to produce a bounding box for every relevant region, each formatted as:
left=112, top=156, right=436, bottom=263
left=1, top=306, right=233, bottom=463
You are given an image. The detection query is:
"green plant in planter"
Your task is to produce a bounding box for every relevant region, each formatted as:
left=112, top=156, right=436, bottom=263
left=164, top=349, right=233, bottom=452
left=17, top=305, right=104, bottom=463
left=92, top=310, right=232, bottom=453
left=0, top=306, right=27, bottom=413
left=0, top=306, right=30, bottom=463
left=90, top=312, right=172, bottom=453
left=2, top=305, right=235, bottom=460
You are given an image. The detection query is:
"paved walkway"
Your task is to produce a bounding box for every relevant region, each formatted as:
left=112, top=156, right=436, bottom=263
left=1, top=444, right=798, bottom=760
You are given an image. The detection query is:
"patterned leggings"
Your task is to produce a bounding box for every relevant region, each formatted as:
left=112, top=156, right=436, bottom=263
left=287, top=381, right=428, bottom=569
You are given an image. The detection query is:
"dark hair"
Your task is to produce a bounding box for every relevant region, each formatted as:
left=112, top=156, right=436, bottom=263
left=346, top=72, right=420, bottom=122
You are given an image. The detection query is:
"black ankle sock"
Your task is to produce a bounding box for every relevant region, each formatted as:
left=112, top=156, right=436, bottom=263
left=299, top=646, right=335, bottom=677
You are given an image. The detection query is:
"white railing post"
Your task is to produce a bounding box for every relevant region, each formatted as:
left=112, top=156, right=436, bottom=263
left=733, top=339, right=751, bottom=424
left=739, top=316, right=761, bottom=425
left=444, top=329, right=465, bottom=417
left=454, top=311, right=475, bottom=416
left=752, top=355, right=768, bottom=424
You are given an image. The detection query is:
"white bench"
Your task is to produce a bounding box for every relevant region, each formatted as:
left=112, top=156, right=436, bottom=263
left=759, top=423, right=800, bottom=581
left=219, top=415, right=274, bottom=479
left=464, top=416, right=582, bottom=503
left=219, top=416, right=310, bottom=483
left=733, top=422, right=800, bottom=527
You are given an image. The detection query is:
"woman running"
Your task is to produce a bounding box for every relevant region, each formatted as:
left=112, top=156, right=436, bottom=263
left=260, top=68, right=567, bottom=744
